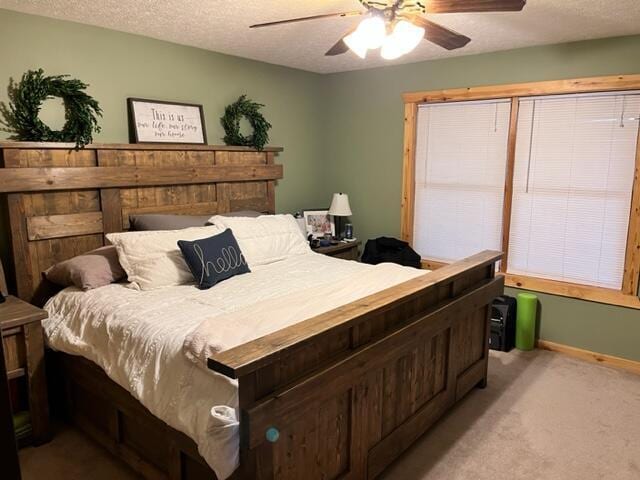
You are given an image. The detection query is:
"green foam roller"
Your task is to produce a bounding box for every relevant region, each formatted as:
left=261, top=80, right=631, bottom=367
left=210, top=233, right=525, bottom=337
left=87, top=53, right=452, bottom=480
left=516, top=292, right=537, bottom=351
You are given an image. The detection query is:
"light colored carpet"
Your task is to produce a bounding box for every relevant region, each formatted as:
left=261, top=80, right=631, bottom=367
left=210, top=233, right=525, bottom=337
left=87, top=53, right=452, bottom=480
left=20, top=349, right=640, bottom=480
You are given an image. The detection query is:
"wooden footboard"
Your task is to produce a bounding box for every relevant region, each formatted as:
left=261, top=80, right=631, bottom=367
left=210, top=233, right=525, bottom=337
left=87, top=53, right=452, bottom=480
left=209, top=250, right=503, bottom=480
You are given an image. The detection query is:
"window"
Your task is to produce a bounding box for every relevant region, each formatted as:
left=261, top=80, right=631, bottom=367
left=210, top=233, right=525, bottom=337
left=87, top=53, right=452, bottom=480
left=508, top=93, right=640, bottom=289
left=413, top=100, right=511, bottom=262
left=401, top=75, right=640, bottom=308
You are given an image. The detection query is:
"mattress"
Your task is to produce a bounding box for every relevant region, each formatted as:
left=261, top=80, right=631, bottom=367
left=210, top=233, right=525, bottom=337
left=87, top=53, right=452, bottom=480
left=43, top=252, right=425, bottom=479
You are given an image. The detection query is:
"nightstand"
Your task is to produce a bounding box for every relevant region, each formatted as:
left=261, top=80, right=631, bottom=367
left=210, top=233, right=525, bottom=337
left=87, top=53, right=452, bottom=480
left=313, top=241, right=361, bottom=261
left=0, top=295, right=50, bottom=445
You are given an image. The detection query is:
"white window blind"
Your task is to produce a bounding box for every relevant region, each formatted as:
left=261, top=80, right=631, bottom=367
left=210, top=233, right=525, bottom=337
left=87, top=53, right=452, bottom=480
left=508, top=92, right=640, bottom=289
left=413, top=99, right=511, bottom=262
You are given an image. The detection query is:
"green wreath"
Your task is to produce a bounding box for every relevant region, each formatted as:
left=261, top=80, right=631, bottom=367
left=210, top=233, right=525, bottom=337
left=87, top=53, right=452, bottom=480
left=0, top=69, right=102, bottom=148
left=221, top=95, right=272, bottom=151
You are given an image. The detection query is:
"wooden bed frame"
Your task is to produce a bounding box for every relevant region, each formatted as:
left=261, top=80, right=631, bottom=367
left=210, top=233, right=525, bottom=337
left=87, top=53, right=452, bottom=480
left=1, top=142, right=503, bottom=480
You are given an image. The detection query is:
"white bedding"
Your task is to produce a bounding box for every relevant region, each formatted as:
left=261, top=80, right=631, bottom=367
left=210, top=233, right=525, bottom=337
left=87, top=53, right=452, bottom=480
left=43, top=252, right=425, bottom=479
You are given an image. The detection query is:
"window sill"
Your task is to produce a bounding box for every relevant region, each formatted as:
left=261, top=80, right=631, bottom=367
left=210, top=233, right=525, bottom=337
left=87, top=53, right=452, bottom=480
left=420, top=259, right=640, bottom=309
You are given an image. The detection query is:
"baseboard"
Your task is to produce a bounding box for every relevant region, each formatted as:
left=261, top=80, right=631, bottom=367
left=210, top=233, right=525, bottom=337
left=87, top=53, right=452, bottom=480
left=536, top=340, right=640, bottom=376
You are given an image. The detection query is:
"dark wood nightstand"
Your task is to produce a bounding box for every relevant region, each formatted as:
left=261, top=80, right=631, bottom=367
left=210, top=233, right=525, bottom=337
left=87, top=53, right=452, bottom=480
left=313, top=241, right=361, bottom=261
left=0, top=295, right=50, bottom=445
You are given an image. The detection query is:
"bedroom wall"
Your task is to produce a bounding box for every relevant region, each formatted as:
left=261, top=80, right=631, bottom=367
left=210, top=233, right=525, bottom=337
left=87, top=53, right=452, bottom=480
left=0, top=8, right=638, bottom=363
left=322, top=35, right=640, bottom=362
left=0, top=9, right=326, bottom=286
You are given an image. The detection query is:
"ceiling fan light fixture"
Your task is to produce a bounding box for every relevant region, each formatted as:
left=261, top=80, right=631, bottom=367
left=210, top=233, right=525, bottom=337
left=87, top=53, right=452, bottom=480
left=344, top=15, right=386, bottom=57
left=381, top=20, right=425, bottom=59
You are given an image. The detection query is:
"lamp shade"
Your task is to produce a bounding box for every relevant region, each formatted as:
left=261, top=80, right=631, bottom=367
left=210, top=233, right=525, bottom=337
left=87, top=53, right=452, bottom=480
left=328, top=193, right=352, bottom=217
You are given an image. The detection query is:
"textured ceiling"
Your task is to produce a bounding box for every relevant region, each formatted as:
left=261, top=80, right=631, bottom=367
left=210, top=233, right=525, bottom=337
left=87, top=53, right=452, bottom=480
left=1, top=0, right=640, bottom=74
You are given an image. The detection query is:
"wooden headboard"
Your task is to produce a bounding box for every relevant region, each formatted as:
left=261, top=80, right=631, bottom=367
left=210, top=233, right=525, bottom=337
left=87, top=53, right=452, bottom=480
left=0, top=142, right=283, bottom=304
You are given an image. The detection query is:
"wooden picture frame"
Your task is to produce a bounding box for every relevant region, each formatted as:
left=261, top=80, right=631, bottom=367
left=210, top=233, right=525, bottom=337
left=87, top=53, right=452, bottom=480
left=127, top=98, right=208, bottom=144
left=302, top=209, right=335, bottom=238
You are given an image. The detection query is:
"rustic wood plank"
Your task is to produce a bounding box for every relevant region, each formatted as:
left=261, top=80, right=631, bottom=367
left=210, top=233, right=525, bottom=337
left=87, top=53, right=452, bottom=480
left=209, top=250, right=502, bottom=379
left=403, top=74, right=640, bottom=104
left=500, top=97, right=520, bottom=273
left=100, top=189, right=124, bottom=235
left=622, top=121, right=640, bottom=296
left=0, top=260, right=7, bottom=296
left=0, top=165, right=284, bottom=193
left=7, top=194, right=34, bottom=301
left=24, top=320, right=50, bottom=444
left=400, top=102, right=418, bottom=243
left=0, top=142, right=283, bottom=152
left=0, top=296, right=48, bottom=329
left=368, top=390, right=450, bottom=479
left=26, top=212, right=104, bottom=241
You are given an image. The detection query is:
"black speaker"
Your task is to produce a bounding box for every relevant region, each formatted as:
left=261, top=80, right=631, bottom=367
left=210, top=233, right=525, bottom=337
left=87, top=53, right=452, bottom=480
left=489, top=295, right=517, bottom=352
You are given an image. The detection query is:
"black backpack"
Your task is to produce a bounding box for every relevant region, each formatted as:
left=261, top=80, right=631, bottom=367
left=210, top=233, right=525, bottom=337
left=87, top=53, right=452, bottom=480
left=361, top=237, right=421, bottom=268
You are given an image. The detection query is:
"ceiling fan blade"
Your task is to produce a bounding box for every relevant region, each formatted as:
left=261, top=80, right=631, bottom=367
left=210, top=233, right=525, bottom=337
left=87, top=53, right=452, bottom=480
left=411, top=17, right=471, bottom=50
left=325, top=25, right=359, bottom=56
left=426, top=0, right=526, bottom=14
left=250, top=11, right=362, bottom=29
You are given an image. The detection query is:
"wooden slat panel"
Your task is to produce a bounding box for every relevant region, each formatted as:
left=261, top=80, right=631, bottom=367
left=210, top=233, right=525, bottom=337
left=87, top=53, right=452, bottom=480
left=7, top=194, right=34, bottom=301
left=403, top=74, right=640, bottom=104
left=2, top=333, right=26, bottom=372
left=453, top=309, right=486, bottom=376
left=0, top=164, right=283, bottom=193
left=270, top=390, right=351, bottom=480
left=26, top=212, right=104, bottom=240
left=216, top=151, right=266, bottom=165
left=0, top=260, right=7, bottom=296
left=24, top=321, right=50, bottom=443
left=3, top=148, right=96, bottom=167
left=100, top=189, right=124, bottom=235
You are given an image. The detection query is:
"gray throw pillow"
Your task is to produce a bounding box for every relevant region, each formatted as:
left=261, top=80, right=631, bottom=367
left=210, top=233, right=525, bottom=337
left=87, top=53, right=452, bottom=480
left=218, top=210, right=263, bottom=218
left=44, top=246, right=126, bottom=290
left=129, top=214, right=211, bottom=231
left=129, top=212, right=263, bottom=231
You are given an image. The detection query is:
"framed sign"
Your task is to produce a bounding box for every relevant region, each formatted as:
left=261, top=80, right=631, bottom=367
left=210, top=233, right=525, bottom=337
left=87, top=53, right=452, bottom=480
left=127, top=98, right=207, bottom=144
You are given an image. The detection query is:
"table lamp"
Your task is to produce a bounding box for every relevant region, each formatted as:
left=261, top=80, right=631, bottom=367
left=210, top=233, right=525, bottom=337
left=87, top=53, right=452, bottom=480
left=328, top=193, right=352, bottom=240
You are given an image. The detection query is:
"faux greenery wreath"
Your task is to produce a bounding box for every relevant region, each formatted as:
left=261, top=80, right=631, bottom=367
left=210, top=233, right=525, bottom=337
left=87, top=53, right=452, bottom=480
left=221, top=95, right=272, bottom=151
left=0, top=69, right=102, bottom=148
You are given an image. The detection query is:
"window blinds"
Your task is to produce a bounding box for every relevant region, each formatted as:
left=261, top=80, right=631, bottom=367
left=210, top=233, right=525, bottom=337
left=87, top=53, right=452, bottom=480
left=508, top=93, right=640, bottom=289
left=413, top=99, right=511, bottom=262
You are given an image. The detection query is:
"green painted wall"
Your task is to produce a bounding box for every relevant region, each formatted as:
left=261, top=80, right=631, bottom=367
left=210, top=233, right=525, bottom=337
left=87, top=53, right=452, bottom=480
left=322, top=36, right=640, bottom=361
left=0, top=9, right=326, bottom=283
left=0, top=9, right=638, bottom=361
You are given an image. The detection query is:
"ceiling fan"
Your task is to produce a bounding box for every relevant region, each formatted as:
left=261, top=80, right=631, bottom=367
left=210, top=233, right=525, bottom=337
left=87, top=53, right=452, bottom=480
left=250, top=1, right=527, bottom=60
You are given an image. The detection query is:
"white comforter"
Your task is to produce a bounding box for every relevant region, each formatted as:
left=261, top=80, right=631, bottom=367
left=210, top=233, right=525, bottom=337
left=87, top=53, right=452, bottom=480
left=43, top=252, right=425, bottom=479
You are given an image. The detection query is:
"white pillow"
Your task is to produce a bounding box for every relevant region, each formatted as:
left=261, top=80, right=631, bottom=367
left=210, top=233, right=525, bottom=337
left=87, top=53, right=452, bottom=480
left=107, top=225, right=223, bottom=290
left=208, top=214, right=310, bottom=267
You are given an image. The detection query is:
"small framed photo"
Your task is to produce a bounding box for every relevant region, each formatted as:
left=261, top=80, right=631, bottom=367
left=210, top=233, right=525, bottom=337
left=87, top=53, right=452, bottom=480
left=303, top=209, right=335, bottom=239
left=127, top=98, right=207, bottom=144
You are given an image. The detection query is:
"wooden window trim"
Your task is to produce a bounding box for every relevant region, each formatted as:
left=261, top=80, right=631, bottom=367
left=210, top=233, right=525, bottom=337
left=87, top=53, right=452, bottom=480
left=421, top=259, right=640, bottom=309
left=404, top=74, right=640, bottom=308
